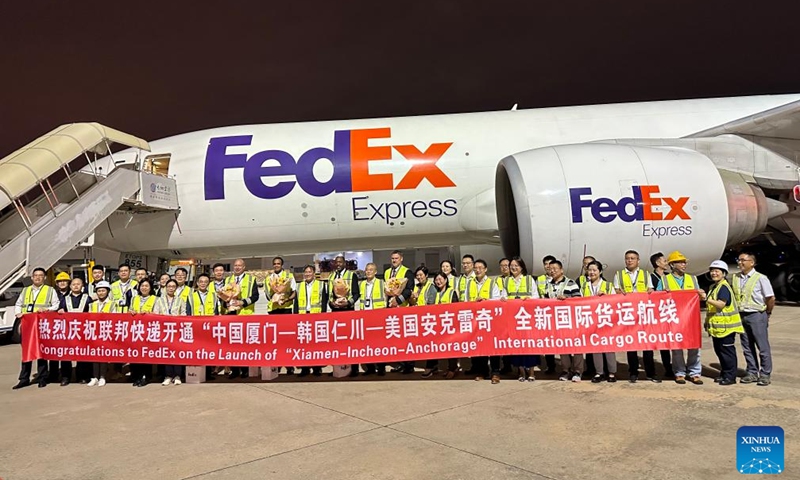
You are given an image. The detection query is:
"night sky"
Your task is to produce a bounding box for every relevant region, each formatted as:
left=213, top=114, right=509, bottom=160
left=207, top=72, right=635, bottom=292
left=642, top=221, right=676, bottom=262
left=2, top=1, right=799, bottom=156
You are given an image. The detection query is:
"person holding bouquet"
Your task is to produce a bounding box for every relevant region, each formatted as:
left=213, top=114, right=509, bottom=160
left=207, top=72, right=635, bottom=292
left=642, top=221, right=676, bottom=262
left=268, top=257, right=296, bottom=315
left=384, top=250, right=415, bottom=374
left=218, top=258, right=259, bottom=379
left=327, top=255, right=360, bottom=376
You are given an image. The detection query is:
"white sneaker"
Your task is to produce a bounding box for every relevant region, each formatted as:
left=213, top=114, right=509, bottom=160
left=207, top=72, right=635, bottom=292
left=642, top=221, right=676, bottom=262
left=173, top=377, right=181, bottom=385
left=87, top=378, right=98, bottom=387
left=571, top=374, right=582, bottom=382
left=162, top=377, right=172, bottom=386
left=98, top=378, right=106, bottom=387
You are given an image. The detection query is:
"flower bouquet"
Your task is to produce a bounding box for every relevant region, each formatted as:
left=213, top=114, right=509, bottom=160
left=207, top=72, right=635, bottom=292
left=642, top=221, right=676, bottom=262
left=217, top=283, right=242, bottom=312
left=385, top=277, right=408, bottom=297
left=270, top=274, right=292, bottom=308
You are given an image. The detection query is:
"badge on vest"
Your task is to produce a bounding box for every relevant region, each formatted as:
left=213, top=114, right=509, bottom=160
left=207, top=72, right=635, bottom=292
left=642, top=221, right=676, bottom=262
left=364, top=299, right=371, bottom=308
left=26, top=305, right=34, bottom=313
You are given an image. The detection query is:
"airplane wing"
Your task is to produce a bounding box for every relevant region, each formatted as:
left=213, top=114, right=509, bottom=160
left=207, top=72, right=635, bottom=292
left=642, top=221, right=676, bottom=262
left=687, top=98, right=800, bottom=140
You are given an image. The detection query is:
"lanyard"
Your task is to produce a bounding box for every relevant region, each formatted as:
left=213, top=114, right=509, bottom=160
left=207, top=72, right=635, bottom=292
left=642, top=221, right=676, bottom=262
left=167, top=297, right=175, bottom=314
left=28, top=286, right=45, bottom=306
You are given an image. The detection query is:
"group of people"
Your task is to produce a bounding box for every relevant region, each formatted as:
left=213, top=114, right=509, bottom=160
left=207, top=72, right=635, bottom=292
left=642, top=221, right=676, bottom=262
left=11, top=248, right=775, bottom=390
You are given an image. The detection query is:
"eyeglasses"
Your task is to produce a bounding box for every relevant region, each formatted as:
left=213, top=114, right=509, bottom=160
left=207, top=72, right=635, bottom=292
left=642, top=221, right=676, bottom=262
left=737, top=258, right=752, bottom=263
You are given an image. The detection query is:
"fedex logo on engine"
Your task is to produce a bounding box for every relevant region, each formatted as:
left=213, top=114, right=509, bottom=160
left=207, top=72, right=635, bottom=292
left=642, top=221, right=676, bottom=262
left=204, top=128, right=455, bottom=200
left=569, top=185, right=690, bottom=223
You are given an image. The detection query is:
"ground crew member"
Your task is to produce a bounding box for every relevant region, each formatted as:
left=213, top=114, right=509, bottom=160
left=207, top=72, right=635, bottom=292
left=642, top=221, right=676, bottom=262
left=464, top=259, right=497, bottom=382
left=613, top=250, right=658, bottom=383
left=705, top=260, right=743, bottom=386
left=384, top=251, right=414, bottom=374
left=495, top=257, right=513, bottom=375
left=87, top=264, right=106, bottom=299
left=130, top=279, right=157, bottom=387
left=174, top=267, right=192, bottom=303
left=577, top=255, right=596, bottom=289
left=454, top=255, right=475, bottom=299
left=648, top=252, right=674, bottom=379
left=88, top=281, right=116, bottom=387
left=657, top=251, right=707, bottom=385
left=267, top=256, right=296, bottom=315
left=732, top=252, right=775, bottom=386
left=582, top=261, right=617, bottom=383
left=328, top=255, right=360, bottom=376
left=50, top=271, right=73, bottom=384
left=111, top=264, right=138, bottom=313
left=187, top=274, right=218, bottom=381
left=546, top=260, right=583, bottom=382
left=12, top=267, right=60, bottom=389
left=440, top=260, right=457, bottom=289
left=155, top=273, right=170, bottom=297
left=295, top=265, right=328, bottom=377
left=357, top=262, right=387, bottom=375
left=422, top=270, right=460, bottom=379
left=153, top=279, right=187, bottom=386
left=135, top=268, right=148, bottom=285
left=535, top=255, right=557, bottom=374
left=225, top=258, right=259, bottom=379
left=64, top=277, right=93, bottom=384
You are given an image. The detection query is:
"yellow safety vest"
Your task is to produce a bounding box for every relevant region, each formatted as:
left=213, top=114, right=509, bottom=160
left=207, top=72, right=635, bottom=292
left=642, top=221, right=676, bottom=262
left=465, top=276, right=493, bottom=302
left=731, top=272, right=767, bottom=312
left=581, top=279, right=615, bottom=297
left=111, top=280, right=138, bottom=312
left=503, top=275, right=534, bottom=299
left=90, top=299, right=116, bottom=313
left=578, top=276, right=588, bottom=288
left=434, top=287, right=455, bottom=304
left=617, top=269, right=649, bottom=293
left=224, top=273, right=256, bottom=315
left=414, top=280, right=435, bottom=306
left=447, top=276, right=455, bottom=289
left=536, top=274, right=548, bottom=297
left=131, top=295, right=156, bottom=313
left=190, top=290, right=216, bottom=316
left=384, top=265, right=410, bottom=306
left=663, top=273, right=697, bottom=291
left=329, top=269, right=355, bottom=303
left=297, top=280, right=324, bottom=314
left=22, top=285, right=55, bottom=312
left=174, top=285, right=192, bottom=303
left=358, top=279, right=386, bottom=309
left=705, top=280, right=743, bottom=337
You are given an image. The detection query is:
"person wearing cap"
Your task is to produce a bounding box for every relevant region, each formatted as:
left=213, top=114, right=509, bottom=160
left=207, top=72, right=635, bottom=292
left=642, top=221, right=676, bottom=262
left=12, top=267, right=60, bottom=390
left=705, top=260, right=743, bottom=386
left=88, top=281, right=116, bottom=387
left=657, top=251, right=707, bottom=385
left=732, top=252, right=775, bottom=386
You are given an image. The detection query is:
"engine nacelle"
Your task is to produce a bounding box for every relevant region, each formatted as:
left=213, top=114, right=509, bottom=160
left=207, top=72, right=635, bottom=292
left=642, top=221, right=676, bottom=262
left=495, top=144, right=779, bottom=275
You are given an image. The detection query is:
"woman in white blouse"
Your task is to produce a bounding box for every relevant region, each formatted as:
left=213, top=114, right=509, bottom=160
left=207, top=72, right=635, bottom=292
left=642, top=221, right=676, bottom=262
left=154, top=279, right=187, bottom=385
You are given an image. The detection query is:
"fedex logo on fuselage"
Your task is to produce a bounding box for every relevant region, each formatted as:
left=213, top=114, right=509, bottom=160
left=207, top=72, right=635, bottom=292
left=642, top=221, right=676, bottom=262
left=569, top=185, right=690, bottom=223
left=204, top=127, right=455, bottom=200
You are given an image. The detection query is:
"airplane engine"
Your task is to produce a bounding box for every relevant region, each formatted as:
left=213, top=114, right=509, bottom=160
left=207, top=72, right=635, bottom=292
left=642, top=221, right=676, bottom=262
left=495, top=143, right=783, bottom=275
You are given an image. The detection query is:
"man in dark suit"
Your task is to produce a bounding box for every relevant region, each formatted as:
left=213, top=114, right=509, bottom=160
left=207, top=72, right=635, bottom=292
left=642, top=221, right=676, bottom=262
left=328, top=255, right=361, bottom=376
left=385, top=250, right=416, bottom=374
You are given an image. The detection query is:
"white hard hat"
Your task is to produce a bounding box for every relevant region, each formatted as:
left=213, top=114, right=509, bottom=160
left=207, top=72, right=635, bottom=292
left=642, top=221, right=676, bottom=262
left=708, top=260, right=728, bottom=273
left=95, top=280, right=111, bottom=291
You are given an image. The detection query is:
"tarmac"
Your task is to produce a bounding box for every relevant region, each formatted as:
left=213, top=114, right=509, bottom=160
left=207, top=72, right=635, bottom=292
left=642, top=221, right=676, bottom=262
left=1, top=305, right=798, bottom=480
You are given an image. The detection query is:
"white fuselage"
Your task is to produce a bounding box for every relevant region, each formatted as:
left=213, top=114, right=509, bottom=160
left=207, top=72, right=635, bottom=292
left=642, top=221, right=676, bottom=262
left=97, top=94, right=800, bottom=260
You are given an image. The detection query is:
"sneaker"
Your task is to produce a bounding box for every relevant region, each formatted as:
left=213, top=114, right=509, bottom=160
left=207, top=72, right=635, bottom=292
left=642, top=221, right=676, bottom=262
left=162, top=377, right=172, bottom=386
left=757, top=375, right=771, bottom=386
left=571, top=374, right=581, bottom=382
left=526, top=374, right=535, bottom=382
left=173, top=377, right=182, bottom=385
left=740, top=373, right=759, bottom=384
left=98, top=378, right=106, bottom=387
left=559, top=371, right=569, bottom=381
left=87, top=378, right=98, bottom=387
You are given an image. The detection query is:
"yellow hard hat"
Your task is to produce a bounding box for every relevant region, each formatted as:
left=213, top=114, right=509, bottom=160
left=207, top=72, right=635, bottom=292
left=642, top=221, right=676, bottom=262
left=667, top=251, right=687, bottom=264
left=55, top=272, right=71, bottom=281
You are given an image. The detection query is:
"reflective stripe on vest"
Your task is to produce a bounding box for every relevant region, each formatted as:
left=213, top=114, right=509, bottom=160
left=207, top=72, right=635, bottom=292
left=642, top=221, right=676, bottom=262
left=90, top=299, right=116, bottom=313
left=23, top=285, right=54, bottom=311
left=297, top=280, right=324, bottom=314
left=132, top=295, right=156, bottom=313
left=359, top=279, right=386, bottom=309
left=175, top=285, right=191, bottom=303
left=503, top=275, right=533, bottom=299
left=111, top=280, right=138, bottom=312
left=435, top=287, right=455, bottom=304
left=618, top=269, right=648, bottom=293
left=415, top=281, right=435, bottom=306
left=66, top=294, right=90, bottom=313
left=191, top=291, right=216, bottom=316
left=731, top=272, right=767, bottom=312
left=466, top=277, right=493, bottom=301
left=664, top=274, right=696, bottom=291
left=225, top=274, right=255, bottom=315
left=705, top=280, right=744, bottom=337
left=581, top=280, right=614, bottom=297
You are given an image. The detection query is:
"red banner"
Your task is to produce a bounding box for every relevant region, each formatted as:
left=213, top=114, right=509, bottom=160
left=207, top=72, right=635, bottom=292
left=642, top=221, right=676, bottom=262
left=21, top=291, right=701, bottom=366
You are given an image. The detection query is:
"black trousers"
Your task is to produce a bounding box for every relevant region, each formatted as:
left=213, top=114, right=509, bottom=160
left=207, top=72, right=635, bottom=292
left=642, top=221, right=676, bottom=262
left=130, top=363, right=152, bottom=380
left=471, top=356, right=502, bottom=375
left=93, top=363, right=108, bottom=379
left=76, top=362, right=93, bottom=382
left=545, top=354, right=556, bottom=372
left=48, top=360, right=73, bottom=380
left=165, top=365, right=183, bottom=378
left=627, top=350, right=674, bottom=377
left=712, top=333, right=738, bottom=381
left=425, top=358, right=459, bottom=371
left=19, top=360, right=48, bottom=382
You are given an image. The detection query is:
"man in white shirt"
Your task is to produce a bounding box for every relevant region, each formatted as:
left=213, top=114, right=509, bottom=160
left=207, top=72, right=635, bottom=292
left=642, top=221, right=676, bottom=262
left=733, top=252, right=775, bottom=386
left=12, top=267, right=60, bottom=389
